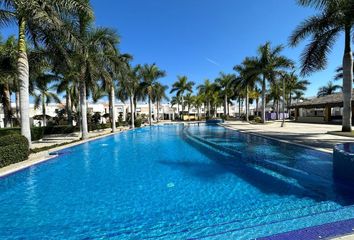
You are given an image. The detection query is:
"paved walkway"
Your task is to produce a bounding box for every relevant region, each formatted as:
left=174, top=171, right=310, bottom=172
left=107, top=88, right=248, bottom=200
left=222, top=121, right=354, bottom=152
left=31, top=127, right=128, bottom=149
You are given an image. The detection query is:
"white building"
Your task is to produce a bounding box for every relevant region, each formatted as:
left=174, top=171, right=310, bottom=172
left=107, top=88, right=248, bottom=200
left=0, top=101, right=251, bottom=128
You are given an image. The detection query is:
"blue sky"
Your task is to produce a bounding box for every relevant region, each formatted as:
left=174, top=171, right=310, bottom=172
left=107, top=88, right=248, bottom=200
left=91, top=0, right=344, bottom=98
left=0, top=0, right=345, bottom=99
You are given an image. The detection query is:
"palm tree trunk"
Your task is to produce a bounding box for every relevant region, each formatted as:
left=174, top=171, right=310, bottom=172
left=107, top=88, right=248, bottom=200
left=130, top=94, right=135, bottom=128
left=156, top=101, right=160, bottom=123
left=261, top=75, right=266, bottom=123
left=246, top=87, right=249, bottom=121
left=342, top=26, right=353, bottom=132
left=148, top=95, right=152, bottom=126
left=18, top=19, right=31, bottom=146
left=15, top=91, right=20, bottom=123
left=79, top=79, right=88, bottom=139
left=66, top=89, right=72, bottom=126
left=208, top=101, right=211, bottom=117
left=224, top=95, right=227, bottom=116
left=42, top=95, right=46, bottom=127
left=110, top=84, right=117, bottom=133
left=256, top=98, right=259, bottom=117
left=238, top=97, right=241, bottom=118
left=2, top=83, right=12, bottom=127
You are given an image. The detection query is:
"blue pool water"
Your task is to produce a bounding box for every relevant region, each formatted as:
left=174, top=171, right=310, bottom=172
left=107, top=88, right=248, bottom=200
left=1, top=124, right=354, bottom=239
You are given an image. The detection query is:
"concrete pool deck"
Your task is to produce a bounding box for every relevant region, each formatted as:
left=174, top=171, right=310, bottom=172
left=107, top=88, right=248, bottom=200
left=222, top=121, right=354, bottom=153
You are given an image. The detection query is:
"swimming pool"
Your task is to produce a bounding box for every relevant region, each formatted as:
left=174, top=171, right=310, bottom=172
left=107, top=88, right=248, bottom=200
left=1, top=124, right=354, bottom=239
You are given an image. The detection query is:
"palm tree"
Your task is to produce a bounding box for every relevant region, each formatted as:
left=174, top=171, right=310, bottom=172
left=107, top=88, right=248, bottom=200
left=193, top=94, right=204, bottom=120
left=0, top=36, right=17, bottom=127
left=317, top=81, right=342, bottom=97
left=170, top=96, right=182, bottom=120
left=170, top=76, right=194, bottom=120
left=33, top=74, right=61, bottom=127
left=118, top=64, right=141, bottom=128
left=234, top=59, right=260, bottom=121
left=290, top=0, right=353, bottom=131
left=197, top=79, right=214, bottom=118
left=152, top=83, right=168, bottom=122
left=73, top=20, right=119, bottom=138
left=284, top=71, right=310, bottom=110
left=0, top=0, right=91, bottom=144
left=215, top=72, right=235, bottom=117
left=139, top=64, right=166, bottom=125
left=246, top=43, right=293, bottom=123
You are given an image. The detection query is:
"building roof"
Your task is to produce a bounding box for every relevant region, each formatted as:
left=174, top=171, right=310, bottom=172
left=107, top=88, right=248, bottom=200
left=291, top=91, right=353, bottom=108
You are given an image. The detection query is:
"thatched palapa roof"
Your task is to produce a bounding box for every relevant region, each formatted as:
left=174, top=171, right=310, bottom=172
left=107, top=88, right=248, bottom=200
left=291, top=91, right=354, bottom=108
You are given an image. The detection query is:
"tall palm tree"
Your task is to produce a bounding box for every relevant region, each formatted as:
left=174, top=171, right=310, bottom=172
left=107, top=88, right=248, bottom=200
left=33, top=74, right=61, bottom=127
left=152, top=82, right=168, bottom=122
left=0, top=36, right=17, bottom=127
left=0, top=0, right=91, bottom=144
left=215, top=72, right=235, bottom=117
left=139, top=63, right=166, bottom=126
left=317, top=81, right=342, bottom=97
left=290, top=0, right=353, bottom=131
left=72, top=20, right=119, bottom=138
left=247, top=43, right=293, bottom=123
left=170, top=76, right=195, bottom=120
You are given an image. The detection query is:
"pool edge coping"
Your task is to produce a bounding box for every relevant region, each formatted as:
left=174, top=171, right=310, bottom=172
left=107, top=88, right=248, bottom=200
left=0, top=129, right=131, bottom=178
left=220, top=123, right=333, bottom=154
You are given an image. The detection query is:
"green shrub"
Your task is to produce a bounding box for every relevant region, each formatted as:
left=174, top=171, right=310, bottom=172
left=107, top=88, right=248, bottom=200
left=254, top=116, right=262, bottom=123
left=0, top=135, right=29, bottom=168
left=0, top=134, right=28, bottom=147
left=43, top=125, right=77, bottom=135
left=0, top=127, right=21, bottom=137
left=134, top=118, right=142, bottom=128
left=31, top=127, right=44, bottom=141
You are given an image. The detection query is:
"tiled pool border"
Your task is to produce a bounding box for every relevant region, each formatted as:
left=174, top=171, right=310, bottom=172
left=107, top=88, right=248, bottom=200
left=258, top=218, right=354, bottom=240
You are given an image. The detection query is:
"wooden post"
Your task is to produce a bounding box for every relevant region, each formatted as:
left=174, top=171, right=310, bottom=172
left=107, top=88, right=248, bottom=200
left=295, top=107, right=299, bottom=121
left=324, top=105, right=331, bottom=122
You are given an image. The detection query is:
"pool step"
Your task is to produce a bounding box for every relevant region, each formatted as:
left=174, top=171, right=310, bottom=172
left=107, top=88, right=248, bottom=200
left=183, top=127, right=333, bottom=198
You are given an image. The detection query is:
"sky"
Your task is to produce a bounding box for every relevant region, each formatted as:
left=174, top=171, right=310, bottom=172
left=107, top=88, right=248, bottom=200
left=0, top=0, right=345, bottom=100
left=90, top=0, right=344, bottom=98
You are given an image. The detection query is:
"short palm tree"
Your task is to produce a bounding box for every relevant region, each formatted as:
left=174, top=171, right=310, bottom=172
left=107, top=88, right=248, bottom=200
left=170, top=76, right=195, bottom=119
left=317, top=81, right=342, bottom=97
left=197, top=79, right=214, bottom=118
left=193, top=94, right=204, bottom=120
left=33, top=74, right=61, bottom=127
left=152, top=83, right=168, bottom=122
left=170, top=96, right=182, bottom=119
left=139, top=64, right=166, bottom=125
left=234, top=59, right=260, bottom=121
left=215, top=72, right=235, bottom=117
left=290, top=0, right=353, bottom=131
left=284, top=71, right=310, bottom=109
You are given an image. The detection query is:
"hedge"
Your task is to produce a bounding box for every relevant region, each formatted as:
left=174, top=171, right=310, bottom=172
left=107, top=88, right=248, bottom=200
left=0, top=127, right=21, bottom=137
left=43, top=125, right=77, bottom=135
left=0, top=135, right=29, bottom=168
